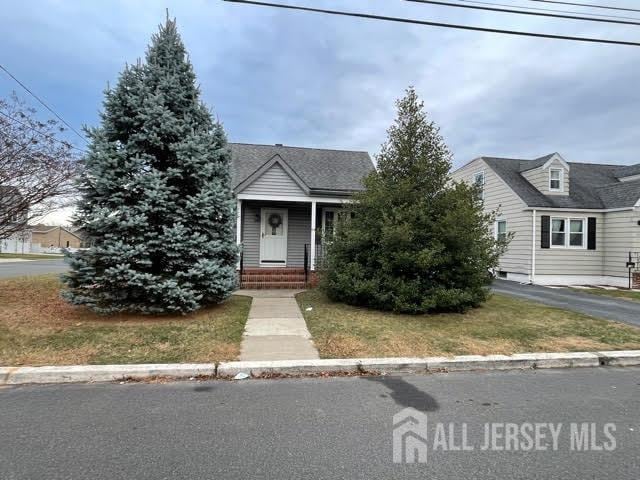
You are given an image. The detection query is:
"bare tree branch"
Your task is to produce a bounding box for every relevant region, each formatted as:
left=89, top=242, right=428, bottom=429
left=0, top=93, right=80, bottom=239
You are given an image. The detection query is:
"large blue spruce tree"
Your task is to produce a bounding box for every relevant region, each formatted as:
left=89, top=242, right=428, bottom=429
left=63, top=17, right=238, bottom=314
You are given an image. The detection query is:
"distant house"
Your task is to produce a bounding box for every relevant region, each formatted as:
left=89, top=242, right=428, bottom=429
left=452, top=153, right=640, bottom=287
left=231, top=143, right=374, bottom=288
left=0, top=186, right=32, bottom=254
left=29, top=224, right=84, bottom=252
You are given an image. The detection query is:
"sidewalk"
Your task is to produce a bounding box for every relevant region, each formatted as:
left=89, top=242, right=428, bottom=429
left=237, top=290, right=320, bottom=361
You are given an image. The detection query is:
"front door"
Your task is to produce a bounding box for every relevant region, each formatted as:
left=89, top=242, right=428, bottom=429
left=260, top=208, right=288, bottom=266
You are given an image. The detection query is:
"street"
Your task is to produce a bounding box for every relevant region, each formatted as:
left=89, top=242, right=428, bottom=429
left=492, top=280, right=640, bottom=327
left=1, top=368, right=638, bottom=479
left=0, top=259, right=68, bottom=279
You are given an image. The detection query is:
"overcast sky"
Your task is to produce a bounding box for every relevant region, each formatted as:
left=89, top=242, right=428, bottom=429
left=2, top=0, right=639, bottom=224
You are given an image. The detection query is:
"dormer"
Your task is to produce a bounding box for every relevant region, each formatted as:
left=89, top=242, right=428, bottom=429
left=520, top=153, right=570, bottom=196
left=615, top=164, right=640, bottom=183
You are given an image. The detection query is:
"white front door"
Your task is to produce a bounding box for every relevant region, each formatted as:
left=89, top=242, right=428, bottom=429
left=260, top=208, right=288, bottom=266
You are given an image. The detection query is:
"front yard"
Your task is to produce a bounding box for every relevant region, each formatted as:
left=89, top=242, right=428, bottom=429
left=0, top=275, right=251, bottom=366
left=297, top=290, right=640, bottom=358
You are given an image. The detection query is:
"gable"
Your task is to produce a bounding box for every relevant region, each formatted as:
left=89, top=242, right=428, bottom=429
left=240, top=162, right=307, bottom=197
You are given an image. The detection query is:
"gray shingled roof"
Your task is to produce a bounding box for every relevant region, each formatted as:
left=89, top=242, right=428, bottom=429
left=483, top=156, right=640, bottom=209
left=615, top=164, right=640, bottom=179
left=229, top=143, right=374, bottom=194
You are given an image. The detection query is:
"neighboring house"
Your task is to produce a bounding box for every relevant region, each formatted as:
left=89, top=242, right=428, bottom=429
left=0, top=186, right=32, bottom=254
left=30, top=224, right=83, bottom=252
left=231, top=143, right=374, bottom=288
left=452, top=153, right=640, bottom=288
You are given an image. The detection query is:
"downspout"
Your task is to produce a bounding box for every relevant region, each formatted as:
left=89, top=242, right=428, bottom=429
left=531, top=209, right=536, bottom=284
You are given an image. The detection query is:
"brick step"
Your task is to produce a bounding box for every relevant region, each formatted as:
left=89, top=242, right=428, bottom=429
left=241, top=274, right=306, bottom=282
left=240, top=281, right=307, bottom=289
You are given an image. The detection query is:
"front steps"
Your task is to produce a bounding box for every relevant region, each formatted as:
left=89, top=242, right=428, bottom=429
left=240, top=267, right=307, bottom=289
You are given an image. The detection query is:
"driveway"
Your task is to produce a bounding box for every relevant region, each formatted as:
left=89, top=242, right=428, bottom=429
left=0, top=368, right=638, bottom=479
left=493, top=280, right=640, bottom=327
left=0, top=259, right=68, bottom=279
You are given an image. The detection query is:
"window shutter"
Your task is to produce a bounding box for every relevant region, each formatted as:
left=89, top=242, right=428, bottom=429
left=587, top=217, right=597, bottom=250
left=541, top=215, right=550, bottom=249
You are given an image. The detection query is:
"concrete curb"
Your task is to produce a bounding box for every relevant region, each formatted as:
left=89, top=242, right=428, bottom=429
left=1, top=351, right=639, bottom=385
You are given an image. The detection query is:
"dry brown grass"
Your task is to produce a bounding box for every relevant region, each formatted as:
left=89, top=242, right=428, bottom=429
left=0, top=275, right=251, bottom=366
left=297, top=290, right=640, bottom=359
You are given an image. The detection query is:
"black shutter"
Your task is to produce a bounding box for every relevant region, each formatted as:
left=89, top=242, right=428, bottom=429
left=541, top=215, right=550, bottom=249
left=587, top=217, right=597, bottom=250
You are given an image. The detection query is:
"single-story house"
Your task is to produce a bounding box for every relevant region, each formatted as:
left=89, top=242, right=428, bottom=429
left=452, top=153, right=640, bottom=288
left=231, top=143, right=374, bottom=288
left=29, top=224, right=84, bottom=252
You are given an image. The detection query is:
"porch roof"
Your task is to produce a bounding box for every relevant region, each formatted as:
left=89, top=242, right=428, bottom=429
left=229, top=143, right=374, bottom=195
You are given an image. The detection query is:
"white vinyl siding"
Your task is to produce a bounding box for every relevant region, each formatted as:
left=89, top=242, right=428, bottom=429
left=602, top=209, right=639, bottom=277
left=452, top=158, right=531, bottom=275
left=241, top=163, right=306, bottom=197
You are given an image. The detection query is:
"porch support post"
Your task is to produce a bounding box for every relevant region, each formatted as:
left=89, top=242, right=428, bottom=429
left=310, top=200, right=317, bottom=271
left=236, top=199, right=242, bottom=267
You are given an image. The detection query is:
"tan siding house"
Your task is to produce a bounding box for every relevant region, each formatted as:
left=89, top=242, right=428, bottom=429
left=30, top=225, right=83, bottom=251
left=452, top=153, right=640, bottom=287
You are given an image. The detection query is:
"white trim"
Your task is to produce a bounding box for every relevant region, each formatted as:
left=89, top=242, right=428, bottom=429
left=549, top=168, right=564, bottom=192
left=532, top=275, right=628, bottom=288
left=310, top=201, right=317, bottom=271
left=531, top=209, right=536, bottom=283
left=236, top=199, right=242, bottom=246
left=541, top=153, right=570, bottom=171
left=236, top=193, right=349, bottom=204
left=259, top=207, right=288, bottom=267
left=495, top=219, right=507, bottom=242
left=524, top=207, right=634, bottom=213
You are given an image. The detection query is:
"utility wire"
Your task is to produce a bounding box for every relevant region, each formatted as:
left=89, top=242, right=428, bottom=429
left=458, top=0, right=640, bottom=21
left=407, top=0, right=640, bottom=25
left=224, top=0, right=640, bottom=46
left=0, top=63, right=88, bottom=145
left=0, top=110, right=88, bottom=154
left=529, top=0, right=640, bottom=14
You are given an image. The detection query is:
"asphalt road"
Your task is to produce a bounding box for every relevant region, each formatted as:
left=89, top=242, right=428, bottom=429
left=493, top=280, right=640, bottom=327
left=1, top=368, right=638, bottom=479
left=0, top=258, right=68, bottom=279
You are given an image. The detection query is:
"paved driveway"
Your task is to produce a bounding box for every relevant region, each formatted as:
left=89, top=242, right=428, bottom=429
left=0, top=259, right=68, bottom=279
left=493, top=280, right=640, bottom=327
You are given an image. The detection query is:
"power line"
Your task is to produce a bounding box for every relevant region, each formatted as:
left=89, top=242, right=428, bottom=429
left=458, top=0, right=640, bottom=21
left=0, top=63, right=88, bottom=145
left=529, top=0, right=640, bottom=14
left=406, top=0, right=640, bottom=25
left=0, top=110, right=88, bottom=154
left=224, top=0, right=640, bottom=46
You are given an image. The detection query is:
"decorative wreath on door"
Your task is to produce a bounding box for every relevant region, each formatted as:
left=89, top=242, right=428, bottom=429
left=268, top=213, right=283, bottom=229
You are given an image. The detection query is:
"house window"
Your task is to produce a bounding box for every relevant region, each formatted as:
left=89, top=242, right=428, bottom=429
left=322, top=209, right=336, bottom=237
left=549, top=168, right=563, bottom=191
left=473, top=172, right=485, bottom=199
left=551, top=218, right=565, bottom=246
left=550, top=217, right=585, bottom=248
left=496, top=220, right=507, bottom=242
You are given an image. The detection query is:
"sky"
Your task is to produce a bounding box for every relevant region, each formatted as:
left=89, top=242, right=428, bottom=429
left=2, top=0, right=639, bottom=224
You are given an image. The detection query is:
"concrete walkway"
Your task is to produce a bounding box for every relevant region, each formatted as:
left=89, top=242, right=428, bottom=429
left=237, top=290, right=320, bottom=361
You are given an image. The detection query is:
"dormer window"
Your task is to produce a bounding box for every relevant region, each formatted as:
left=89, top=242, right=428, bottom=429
left=549, top=168, right=563, bottom=192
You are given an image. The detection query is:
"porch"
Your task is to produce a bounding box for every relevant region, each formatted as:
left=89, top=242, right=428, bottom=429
left=236, top=198, right=341, bottom=288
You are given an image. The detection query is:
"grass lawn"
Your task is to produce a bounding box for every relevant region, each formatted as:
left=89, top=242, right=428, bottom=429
left=0, top=253, right=63, bottom=260
left=0, top=275, right=251, bottom=366
left=297, top=290, right=640, bottom=358
left=570, top=288, right=640, bottom=303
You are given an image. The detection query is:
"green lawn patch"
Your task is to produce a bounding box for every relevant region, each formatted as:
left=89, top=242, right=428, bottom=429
left=0, top=275, right=251, bottom=366
left=0, top=253, right=63, bottom=260
left=296, top=289, right=640, bottom=358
